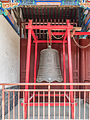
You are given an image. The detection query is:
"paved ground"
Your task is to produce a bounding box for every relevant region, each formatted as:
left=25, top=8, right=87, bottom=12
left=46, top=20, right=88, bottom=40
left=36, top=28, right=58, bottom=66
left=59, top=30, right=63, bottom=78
left=5, top=99, right=89, bottom=119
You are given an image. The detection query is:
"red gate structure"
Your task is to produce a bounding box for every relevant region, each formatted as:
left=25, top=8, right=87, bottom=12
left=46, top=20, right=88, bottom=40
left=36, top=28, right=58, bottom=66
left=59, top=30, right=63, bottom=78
left=23, top=19, right=90, bottom=119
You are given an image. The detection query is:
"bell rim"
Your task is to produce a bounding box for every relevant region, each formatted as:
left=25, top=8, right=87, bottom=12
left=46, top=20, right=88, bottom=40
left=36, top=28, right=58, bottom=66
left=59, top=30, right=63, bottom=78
left=36, top=79, right=63, bottom=83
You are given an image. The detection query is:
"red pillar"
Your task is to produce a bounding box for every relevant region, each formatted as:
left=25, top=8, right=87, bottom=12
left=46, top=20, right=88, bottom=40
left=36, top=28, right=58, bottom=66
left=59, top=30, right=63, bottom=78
left=34, top=41, right=37, bottom=88
left=66, top=20, right=74, bottom=119
left=63, top=33, right=67, bottom=89
left=24, top=20, right=32, bottom=119
left=63, top=33, right=67, bottom=102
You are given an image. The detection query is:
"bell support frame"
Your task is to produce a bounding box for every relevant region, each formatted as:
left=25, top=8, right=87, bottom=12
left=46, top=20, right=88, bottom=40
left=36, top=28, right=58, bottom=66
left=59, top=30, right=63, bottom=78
left=23, top=19, right=90, bottom=119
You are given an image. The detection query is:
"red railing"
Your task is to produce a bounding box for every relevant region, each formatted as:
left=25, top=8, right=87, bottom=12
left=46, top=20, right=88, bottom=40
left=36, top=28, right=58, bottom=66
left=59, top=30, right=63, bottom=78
left=1, top=83, right=90, bottom=120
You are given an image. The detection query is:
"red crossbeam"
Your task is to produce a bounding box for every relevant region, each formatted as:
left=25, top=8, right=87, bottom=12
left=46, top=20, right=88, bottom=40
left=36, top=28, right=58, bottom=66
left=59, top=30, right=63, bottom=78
left=53, top=32, right=90, bottom=36
left=21, top=102, right=77, bottom=106
left=74, top=32, right=90, bottom=35
left=26, top=25, right=73, bottom=30
left=33, top=40, right=67, bottom=43
left=31, top=94, right=68, bottom=97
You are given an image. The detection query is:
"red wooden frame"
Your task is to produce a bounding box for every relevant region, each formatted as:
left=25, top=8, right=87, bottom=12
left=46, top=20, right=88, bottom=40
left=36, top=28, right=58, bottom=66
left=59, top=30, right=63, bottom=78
left=87, top=0, right=90, bottom=2
left=23, top=19, right=90, bottom=119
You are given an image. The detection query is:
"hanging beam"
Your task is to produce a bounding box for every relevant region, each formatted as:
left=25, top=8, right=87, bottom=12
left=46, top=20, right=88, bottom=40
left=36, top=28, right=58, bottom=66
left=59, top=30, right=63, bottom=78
left=48, top=23, right=52, bottom=44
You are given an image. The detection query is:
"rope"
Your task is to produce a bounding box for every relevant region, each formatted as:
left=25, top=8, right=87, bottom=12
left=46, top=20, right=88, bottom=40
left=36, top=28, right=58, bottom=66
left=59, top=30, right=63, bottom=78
left=47, top=31, right=65, bottom=47
left=51, top=32, right=65, bottom=40
left=47, top=32, right=90, bottom=49
left=47, top=30, right=64, bottom=46
left=73, top=36, right=90, bottom=49
left=47, top=31, right=90, bottom=49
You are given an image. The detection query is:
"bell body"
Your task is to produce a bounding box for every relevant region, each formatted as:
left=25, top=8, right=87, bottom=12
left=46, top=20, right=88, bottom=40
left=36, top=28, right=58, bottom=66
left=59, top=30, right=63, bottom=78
left=37, top=47, right=63, bottom=83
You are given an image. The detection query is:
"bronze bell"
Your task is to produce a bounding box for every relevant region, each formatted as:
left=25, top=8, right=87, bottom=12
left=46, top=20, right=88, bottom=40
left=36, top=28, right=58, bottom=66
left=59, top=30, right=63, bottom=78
left=37, top=46, right=63, bottom=83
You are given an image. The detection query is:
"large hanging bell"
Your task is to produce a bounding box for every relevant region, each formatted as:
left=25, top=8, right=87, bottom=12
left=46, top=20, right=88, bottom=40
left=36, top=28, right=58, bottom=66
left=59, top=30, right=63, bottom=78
left=37, top=46, right=63, bottom=83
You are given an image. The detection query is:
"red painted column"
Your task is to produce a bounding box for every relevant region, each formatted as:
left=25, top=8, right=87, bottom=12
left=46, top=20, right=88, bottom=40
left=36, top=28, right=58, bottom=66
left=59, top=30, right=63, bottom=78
left=66, top=20, right=74, bottom=119
left=34, top=41, right=38, bottom=88
left=63, top=33, right=67, bottom=90
left=33, top=41, right=38, bottom=113
left=63, top=33, right=67, bottom=103
left=24, top=20, right=32, bottom=119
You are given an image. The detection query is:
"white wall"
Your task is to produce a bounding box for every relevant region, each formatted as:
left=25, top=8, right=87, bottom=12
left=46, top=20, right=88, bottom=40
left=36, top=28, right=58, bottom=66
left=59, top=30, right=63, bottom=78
left=0, top=15, right=20, bottom=88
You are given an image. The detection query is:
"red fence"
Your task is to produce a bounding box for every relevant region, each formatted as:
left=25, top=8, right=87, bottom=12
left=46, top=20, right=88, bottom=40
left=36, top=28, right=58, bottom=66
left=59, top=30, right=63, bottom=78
left=0, top=83, right=90, bottom=120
